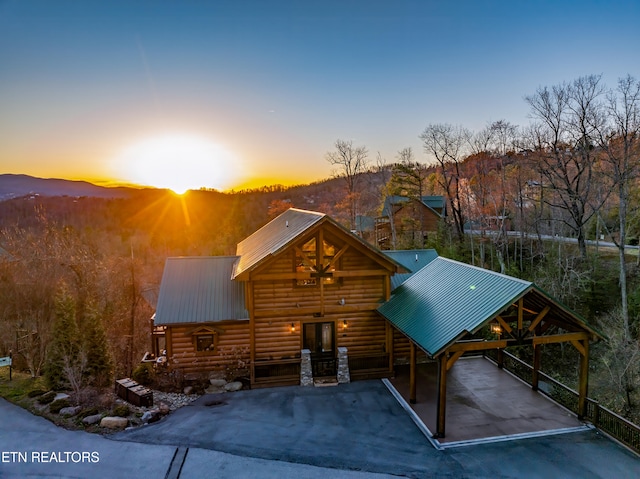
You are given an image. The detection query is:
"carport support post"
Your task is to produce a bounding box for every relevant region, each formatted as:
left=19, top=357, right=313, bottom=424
left=409, top=341, right=417, bottom=404
left=578, top=339, right=589, bottom=419
left=532, top=344, right=541, bottom=391
left=436, top=353, right=447, bottom=438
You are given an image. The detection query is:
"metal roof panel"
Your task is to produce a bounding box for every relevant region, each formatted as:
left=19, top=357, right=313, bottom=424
left=155, top=256, right=248, bottom=325
left=378, top=257, right=531, bottom=356
left=233, top=208, right=325, bottom=278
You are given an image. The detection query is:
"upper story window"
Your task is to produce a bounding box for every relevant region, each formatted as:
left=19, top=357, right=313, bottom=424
left=295, top=236, right=338, bottom=286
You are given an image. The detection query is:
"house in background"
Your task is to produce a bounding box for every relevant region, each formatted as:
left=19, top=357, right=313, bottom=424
left=375, top=195, right=446, bottom=249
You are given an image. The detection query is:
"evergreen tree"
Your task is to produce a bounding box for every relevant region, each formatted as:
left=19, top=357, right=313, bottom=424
left=44, top=285, right=80, bottom=390
left=82, top=302, right=113, bottom=387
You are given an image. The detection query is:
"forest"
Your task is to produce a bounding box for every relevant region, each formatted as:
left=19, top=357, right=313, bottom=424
left=1, top=74, right=639, bottom=422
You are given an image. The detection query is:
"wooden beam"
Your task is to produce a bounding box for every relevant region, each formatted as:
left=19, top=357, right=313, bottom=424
left=248, top=282, right=256, bottom=385
left=532, top=344, right=542, bottom=391
left=517, top=298, right=524, bottom=332
left=332, top=270, right=388, bottom=278
left=448, top=339, right=509, bottom=352
left=327, top=244, right=349, bottom=270
left=571, top=339, right=586, bottom=356
left=528, top=305, right=551, bottom=332
left=578, top=339, right=589, bottom=419
left=495, top=315, right=513, bottom=334
left=436, top=354, right=448, bottom=438
left=409, top=342, right=417, bottom=404
left=447, top=350, right=465, bottom=371
left=294, top=245, right=316, bottom=270
left=532, top=332, right=589, bottom=345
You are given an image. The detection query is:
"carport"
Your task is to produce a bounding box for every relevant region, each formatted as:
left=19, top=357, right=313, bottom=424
left=378, top=257, right=603, bottom=438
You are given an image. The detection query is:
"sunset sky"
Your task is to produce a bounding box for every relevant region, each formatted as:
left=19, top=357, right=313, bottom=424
left=1, top=0, right=639, bottom=192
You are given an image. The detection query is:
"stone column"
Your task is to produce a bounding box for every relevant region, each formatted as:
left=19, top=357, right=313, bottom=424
left=300, top=349, right=313, bottom=386
left=337, top=347, right=350, bottom=384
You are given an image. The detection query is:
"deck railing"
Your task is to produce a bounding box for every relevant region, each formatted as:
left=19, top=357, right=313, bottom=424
left=484, top=350, right=640, bottom=454
left=253, top=358, right=301, bottom=384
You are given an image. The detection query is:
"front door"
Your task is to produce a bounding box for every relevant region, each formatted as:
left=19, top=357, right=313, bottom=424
left=303, top=322, right=336, bottom=377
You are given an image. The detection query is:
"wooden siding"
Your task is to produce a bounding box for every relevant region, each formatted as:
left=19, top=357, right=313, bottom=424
left=249, top=224, right=394, bottom=377
left=166, top=321, right=250, bottom=375
left=392, top=327, right=428, bottom=365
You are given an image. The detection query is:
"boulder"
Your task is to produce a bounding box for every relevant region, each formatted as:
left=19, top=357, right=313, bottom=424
left=183, top=386, right=194, bottom=395
left=141, top=410, right=161, bottom=424
left=59, top=406, right=82, bottom=417
left=157, top=402, right=171, bottom=415
left=100, top=416, right=128, bottom=429
left=205, top=385, right=224, bottom=394
left=82, top=414, right=103, bottom=426
left=208, top=371, right=226, bottom=381
left=224, top=381, right=243, bottom=392
left=54, top=393, right=70, bottom=402
left=209, top=379, right=227, bottom=388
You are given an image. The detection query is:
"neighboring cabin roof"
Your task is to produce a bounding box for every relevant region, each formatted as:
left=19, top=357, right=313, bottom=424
left=378, top=256, right=601, bottom=358
left=381, top=195, right=445, bottom=218
left=155, top=256, right=248, bottom=326
left=384, top=249, right=439, bottom=291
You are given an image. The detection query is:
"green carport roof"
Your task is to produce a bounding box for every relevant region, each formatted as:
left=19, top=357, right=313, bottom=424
left=377, top=257, right=532, bottom=357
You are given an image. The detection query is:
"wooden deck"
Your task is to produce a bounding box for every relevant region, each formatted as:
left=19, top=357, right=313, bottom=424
left=389, top=356, right=585, bottom=444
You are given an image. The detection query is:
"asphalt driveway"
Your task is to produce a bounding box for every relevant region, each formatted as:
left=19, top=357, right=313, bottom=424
left=2, top=380, right=640, bottom=478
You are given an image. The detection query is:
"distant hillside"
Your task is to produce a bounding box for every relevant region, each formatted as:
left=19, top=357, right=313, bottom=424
left=0, top=174, right=140, bottom=200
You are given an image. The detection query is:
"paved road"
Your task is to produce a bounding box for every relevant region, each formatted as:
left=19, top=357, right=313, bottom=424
left=2, top=380, right=640, bottom=478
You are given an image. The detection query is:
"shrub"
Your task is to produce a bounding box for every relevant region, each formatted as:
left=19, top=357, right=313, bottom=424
left=132, top=364, right=154, bottom=386
left=49, top=398, right=71, bottom=413
left=112, top=404, right=130, bottom=417
left=38, top=391, right=57, bottom=404
left=27, top=389, right=48, bottom=398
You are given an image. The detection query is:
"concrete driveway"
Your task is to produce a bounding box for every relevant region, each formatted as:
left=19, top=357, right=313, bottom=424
left=2, top=380, right=640, bottom=478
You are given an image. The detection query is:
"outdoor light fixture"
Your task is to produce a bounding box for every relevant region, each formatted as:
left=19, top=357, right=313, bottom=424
left=490, top=324, right=502, bottom=335
left=291, top=323, right=296, bottom=333
left=343, top=320, right=348, bottom=328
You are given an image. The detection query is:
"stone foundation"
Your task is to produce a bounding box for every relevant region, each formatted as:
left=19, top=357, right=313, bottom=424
left=300, top=349, right=313, bottom=386
left=337, top=347, right=350, bottom=384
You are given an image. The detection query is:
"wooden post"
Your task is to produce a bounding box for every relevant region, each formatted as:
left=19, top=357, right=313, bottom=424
left=532, top=344, right=541, bottom=391
left=496, top=349, right=504, bottom=369
left=578, top=339, right=589, bottom=419
left=409, top=341, right=416, bottom=404
left=436, top=353, right=447, bottom=438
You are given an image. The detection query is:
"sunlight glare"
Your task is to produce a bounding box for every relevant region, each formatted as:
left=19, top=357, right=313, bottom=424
left=113, top=134, right=238, bottom=193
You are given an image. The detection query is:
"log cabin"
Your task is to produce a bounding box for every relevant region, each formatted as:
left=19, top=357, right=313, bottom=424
left=151, top=207, right=602, bottom=431
left=375, top=195, right=446, bottom=249
left=152, top=208, right=408, bottom=387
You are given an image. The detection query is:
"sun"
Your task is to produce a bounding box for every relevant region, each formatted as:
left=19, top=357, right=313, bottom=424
left=112, top=134, right=239, bottom=193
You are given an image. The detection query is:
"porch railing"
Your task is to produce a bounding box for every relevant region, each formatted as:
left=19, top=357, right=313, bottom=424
left=254, top=359, right=301, bottom=384
left=484, top=350, right=640, bottom=454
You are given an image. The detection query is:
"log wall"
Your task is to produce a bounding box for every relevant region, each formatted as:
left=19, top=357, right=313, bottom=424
left=166, top=321, right=250, bottom=376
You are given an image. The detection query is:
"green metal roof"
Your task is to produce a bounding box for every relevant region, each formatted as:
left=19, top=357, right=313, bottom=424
left=381, top=195, right=445, bottom=218
left=233, top=208, right=325, bottom=279
left=384, top=249, right=439, bottom=290
left=378, top=257, right=532, bottom=357
left=155, top=256, right=249, bottom=325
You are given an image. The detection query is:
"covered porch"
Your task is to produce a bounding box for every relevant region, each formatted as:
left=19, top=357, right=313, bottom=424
left=378, top=256, right=603, bottom=440
left=389, top=356, right=586, bottom=444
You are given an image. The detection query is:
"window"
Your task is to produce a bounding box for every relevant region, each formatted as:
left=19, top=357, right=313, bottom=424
left=194, top=332, right=217, bottom=353
left=295, top=236, right=339, bottom=286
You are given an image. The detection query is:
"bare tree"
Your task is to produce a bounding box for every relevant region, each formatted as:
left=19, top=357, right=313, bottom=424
left=419, top=123, right=471, bottom=242
left=594, top=75, right=640, bottom=338
left=325, top=139, right=369, bottom=230
left=525, top=75, right=607, bottom=259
